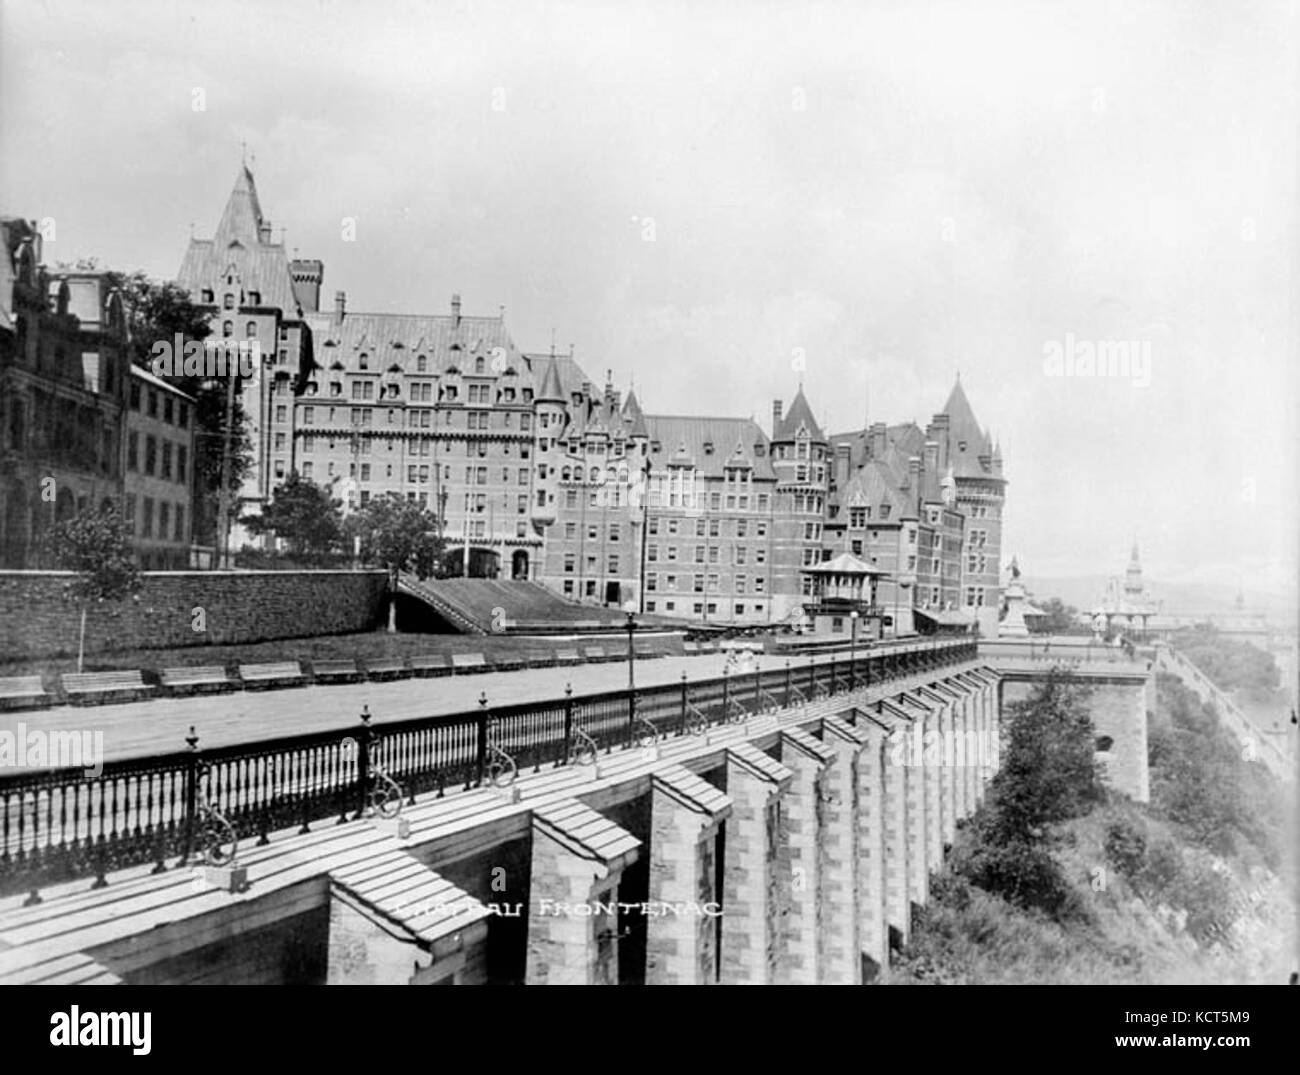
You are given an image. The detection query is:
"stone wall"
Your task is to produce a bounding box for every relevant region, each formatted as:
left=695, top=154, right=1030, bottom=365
left=0, top=569, right=389, bottom=659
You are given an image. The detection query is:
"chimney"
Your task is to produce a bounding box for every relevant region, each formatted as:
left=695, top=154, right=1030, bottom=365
left=333, top=290, right=346, bottom=324
left=907, top=456, right=922, bottom=509
left=451, top=293, right=461, bottom=327
left=835, top=443, right=851, bottom=492
left=931, top=413, right=950, bottom=471
left=924, top=439, right=939, bottom=477
left=772, top=400, right=783, bottom=436
left=869, top=421, right=887, bottom=460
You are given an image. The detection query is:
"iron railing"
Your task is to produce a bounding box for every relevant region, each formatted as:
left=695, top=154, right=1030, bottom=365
left=0, top=637, right=976, bottom=899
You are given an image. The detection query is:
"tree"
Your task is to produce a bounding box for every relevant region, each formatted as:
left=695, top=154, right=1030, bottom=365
left=345, top=493, right=445, bottom=629
left=241, top=472, right=343, bottom=560
left=107, top=270, right=253, bottom=548
left=1028, top=596, right=1080, bottom=635
left=43, top=507, right=142, bottom=672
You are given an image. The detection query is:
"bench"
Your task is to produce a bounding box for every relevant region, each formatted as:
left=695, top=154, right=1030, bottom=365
left=238, top=662, right=307, bottom=690
left=160, top=666, right=233, bottom=696
left=583, top=645, right=606, bottom=663
left=62, top=670, right=153, bottom=706
left=634, top=644, right=664, bottom=660
left=0, top=675, right=50, bottom=711
left=364, top=659, right=410, bottom=682
left=451, top=653, right=488, bottom=673
left=683, top=641, right=700, bottom=655
left=523, top=651, right=556, bottom=669
left=410, top=655, right=451, bottom=677
left=554, top=648, right=582, bottom=665
left=493, top=654, right=526, bottom=672
left=312, top=659, right=363, bottom=684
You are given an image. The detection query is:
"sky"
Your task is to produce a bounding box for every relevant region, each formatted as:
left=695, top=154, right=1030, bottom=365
left=2, top=0, right=1297, bottom=597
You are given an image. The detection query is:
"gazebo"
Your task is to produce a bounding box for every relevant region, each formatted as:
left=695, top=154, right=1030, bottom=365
left=801, top=552, right=888, bottom=640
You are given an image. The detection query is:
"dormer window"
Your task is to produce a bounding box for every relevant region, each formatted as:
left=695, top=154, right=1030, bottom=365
left=417, top=354, right=428, bottom=372
left=959, top=441, right=967, bottom=452
left=475, top=356, right=485, bottom=374
left=224, top=294, right=235, bottom=310
left=248, top=291, right=261, bottom=305
left=359, top=353, right=369, bottom=370
left=201, top=288, right=214, bottom=303
left=703, top=441, right=714, bottom=455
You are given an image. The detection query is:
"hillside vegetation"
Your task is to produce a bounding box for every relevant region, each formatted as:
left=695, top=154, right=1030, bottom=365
left=893, top=668, right=1296, bottom=984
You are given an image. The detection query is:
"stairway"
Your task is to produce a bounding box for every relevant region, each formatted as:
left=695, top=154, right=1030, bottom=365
left=397, top=574, right=490, bottom=635
left=1155, top=646, right=1294, bottom=783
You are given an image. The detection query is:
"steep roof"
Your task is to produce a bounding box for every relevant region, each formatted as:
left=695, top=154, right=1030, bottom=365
left=940, top=378, right=993, bottom=478
left=645, top=415, right=776, bottom=480
left=839, top=458, right=913, bottom=521
left=177, top=168, right=301, bottom=316
left=534, top=351, right=565, bottom=401
left=622, top=389, right=648, bottom=438
left=773, top=387, right=825, bottom=443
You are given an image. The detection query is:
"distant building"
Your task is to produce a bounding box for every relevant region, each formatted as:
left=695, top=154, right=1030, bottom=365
left=123, top=365, right=196, bottom=569
left=1092, top=542, right=1160, bottom=637
left=0, top=220, right=133, bottom=567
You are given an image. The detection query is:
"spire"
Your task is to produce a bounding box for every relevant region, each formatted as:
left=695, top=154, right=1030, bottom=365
left=216, top=165, right=267, bottom=245
left=537, top=351, right=565, bottom=402
left=622, top=389, right=648, bottom=438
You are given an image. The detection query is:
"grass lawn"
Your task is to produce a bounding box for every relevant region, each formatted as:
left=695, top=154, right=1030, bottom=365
left=0, top=629, right=657, bottom=682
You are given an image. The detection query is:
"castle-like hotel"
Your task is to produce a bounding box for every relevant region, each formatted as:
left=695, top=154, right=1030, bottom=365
left=1, top=167, right=1006, bottom=635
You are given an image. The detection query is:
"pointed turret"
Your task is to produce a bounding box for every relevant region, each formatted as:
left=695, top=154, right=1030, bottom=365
left=622, top=388, right=648, bottom=439
left=216, top=165, right=269, bottom=245
left=773, top=386, right=826, bottom=443
left=536, top=351, right=565, bottom=402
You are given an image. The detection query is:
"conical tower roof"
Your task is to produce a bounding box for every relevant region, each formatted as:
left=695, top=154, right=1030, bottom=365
left=774, top=386, right=825, bottom=442
left=536, top=351, right=565, bottom=402
left=216, top=165, right=267, bottom=244
left=622, top=389, right=648, bottom=437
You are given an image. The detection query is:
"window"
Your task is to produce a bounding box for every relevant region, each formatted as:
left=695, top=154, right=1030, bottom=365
left=648, top=545, right=658, bottom=562
left=693, top=574, right=704, bottom=593
left=124, top=494, right=136, bottom=534
left=144, top=435, right=157, bottom=475
left=303, top=462, right=313, bottom=479
left=147, top=390, right=158, bottom=418
left=142, top=497, right=154, bottom=538
left=246, top=320, right=257, bottom=338
left=161, top=442, right=173, bottom=480
left=609, top=555, right=620, bottom=573
left=127, top=432, right=139, bottom=471
left=159, top=502, right=171, bottom=541
left=646, top=573, right=658, bottom=592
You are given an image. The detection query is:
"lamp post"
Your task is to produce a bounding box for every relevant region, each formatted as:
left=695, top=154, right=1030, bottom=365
left=850, top=608, right=860, bottom=690
left=624, top=599, right=638, bottom=723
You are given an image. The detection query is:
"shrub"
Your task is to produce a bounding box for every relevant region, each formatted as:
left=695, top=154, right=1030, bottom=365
left=1104, top=817, right=1148, bottom=880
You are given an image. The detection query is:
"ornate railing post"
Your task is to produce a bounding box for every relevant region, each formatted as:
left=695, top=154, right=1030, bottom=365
left=722, top=669, right=730, bottom=718
left=354, top=705, right=374, bottom=821
left=679, top=671, right=689, bottom=734
left=179, top=726, right=201, bottom=868
left=784, top=660, right=793, bottom=707
left=559, top=683, right=574, bottom=768
left=753, top=660, right=761, bottom=711
left=475, top=691, right=489, bottom=788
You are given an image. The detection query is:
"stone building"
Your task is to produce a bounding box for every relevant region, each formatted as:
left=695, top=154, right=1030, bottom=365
left=124, top=365, right=196, bottom=569
left=0, top=220, right=132, bottom=567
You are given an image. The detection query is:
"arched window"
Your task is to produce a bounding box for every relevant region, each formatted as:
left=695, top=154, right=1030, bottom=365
left=417, top=354, right=428, bottom=372
left=561, top=467, right=571, bottom=481
left=359, top=352, right=369, bottom=370
left=222, top=321, right=233, bottom=337
left=589, top=466, right=599, bottom=482
left=475, top=356, right=485, bottom=374
left=245, top=320, right=257, bottom=338
left=224, top=294, right=235, bottom=309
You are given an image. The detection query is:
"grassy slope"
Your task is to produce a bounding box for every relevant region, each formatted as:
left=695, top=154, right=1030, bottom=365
left=893, top=678, right=1297, bottom=985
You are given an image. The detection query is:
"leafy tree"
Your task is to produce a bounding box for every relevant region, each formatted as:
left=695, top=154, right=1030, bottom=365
left=345, top=494, right=445, bottom=629
left=346, top=493, right=444, bottom=578
left=43, top=507, right=142, bottom=672
left=107, top=270, right=253, bottom=547
left=241, top=472, right=343, bottom=560
left=1028, top=596, right=1080, bottom=635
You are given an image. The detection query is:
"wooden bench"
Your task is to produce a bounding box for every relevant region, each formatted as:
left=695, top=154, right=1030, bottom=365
left=583, top=645, right=606, bottom=663
left=523, top=651, right=556, bottom=669
left=409, top=655, right=451, bottom=677
left=683, top=641, right=700, bottom=655
left=451, top=653, right=488, bottom=673
left=62, top=670, right=153, bottom=706
left=0, top=675, right=50, bottom=711
left=554, top=648, right=582, bottom=665
left=238, top=662, right=307, bottom=690
left=493, top=654, right=526, bottom=672
left=634, top=644, right=664, bottom=660
left=160, top=666, right=233, bottom=696
left=312, top=659, right=363, bottom=684
left=364, top=659, right=410, bottom=682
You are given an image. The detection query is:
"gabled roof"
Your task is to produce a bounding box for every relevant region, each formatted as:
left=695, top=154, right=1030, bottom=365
left=305, top=310, right=523, bottom=379
left=839, top=458, right=913, bottom=521
left=805, top=551, right=886, bottom=575
left=773, top=387, right=825, bottom=443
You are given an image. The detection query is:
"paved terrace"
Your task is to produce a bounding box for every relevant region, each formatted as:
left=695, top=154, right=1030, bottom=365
left=2, top=647, right=874, bottom=764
